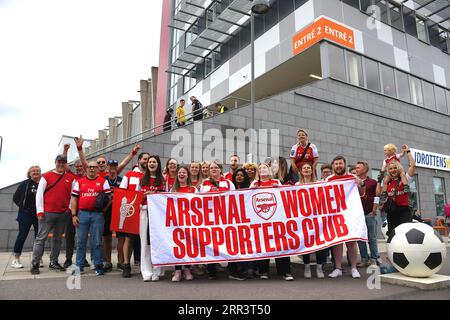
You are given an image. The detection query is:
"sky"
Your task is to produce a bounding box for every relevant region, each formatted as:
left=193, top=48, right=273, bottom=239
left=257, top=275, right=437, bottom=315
left=0, top=0, right=163, bottom=188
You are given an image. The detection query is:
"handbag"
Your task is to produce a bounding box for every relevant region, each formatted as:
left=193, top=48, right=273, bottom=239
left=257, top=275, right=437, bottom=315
left=383, top=178, right=400, bottom=214
left=94, top=192, right=109, bottom=212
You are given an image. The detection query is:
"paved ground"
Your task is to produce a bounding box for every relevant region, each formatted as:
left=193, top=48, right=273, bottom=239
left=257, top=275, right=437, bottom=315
left=1, top=240, right=450, bottom=300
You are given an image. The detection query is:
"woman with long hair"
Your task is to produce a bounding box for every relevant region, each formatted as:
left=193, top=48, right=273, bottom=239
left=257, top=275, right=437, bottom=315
left=296, top=162, right=327, bottom=279
left=139, top=155, right=166, bottom=282
left=164, top=158, right=178, bottom=191
left=242, top=162, right=258, bottom=183
left=250, top=163, right=293, bottom=281
left=201, top=161, right=210, bottom=179
left=188, top=161, right=202, bottom=188
left=170, top=165, right=197, bottom=281
left=11, top=165, right=41, bottom=269
left=272, top=157, right=291, bottom=185
left=200, top=160, right=235, bottom=279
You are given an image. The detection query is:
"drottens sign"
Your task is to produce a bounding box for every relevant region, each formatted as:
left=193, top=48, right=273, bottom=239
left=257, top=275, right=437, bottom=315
left=410, top=148, right=450, bottom=172
left=293, top=17, right=355, bottom=55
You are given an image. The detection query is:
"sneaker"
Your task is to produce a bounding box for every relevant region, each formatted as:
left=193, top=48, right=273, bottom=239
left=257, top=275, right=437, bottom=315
left=122, top=264, right=131, bottom=278
left=260, top=273, right=269, bottom=280
left=351, top=268, right=361, bottom=279
left=228, top=274, right=246, bottom=281
left=316, top=265, right=325, bottom=279
left=376, top=258, right=384, bottom=266
left=117, top=263, right=124, bottom=270
left=49, top=262, right=66, bottom=271
left=84, top=259, right=90, bottom=268
left=39, top=259, right=44, bottom=268
left=304, top=265, right=311, bottom=279
left=134, top=260, right=141, bottom=266
left=11, top=259, right=23, bottom=269
left=71, top=267, right=84, bottom=275
left=30, top=264, right=40, bottom=275
left=143, top=275, right=151, bottom=282
left=356, top=260, right=370, bottom=268
left=63, top=259, right=72, bottom=269
left=183, top=269, right=194, bottom=281
left=103, top=262, right=113, bottom=272
left=151, top=275, right=160, bottom=282
left=95, top=265, right=105, bottom=276
left=328, top=268, right=343, bottom=278
left=283, top=273, right=294, bottom=281
left=172, top=270, right=182, bottom=282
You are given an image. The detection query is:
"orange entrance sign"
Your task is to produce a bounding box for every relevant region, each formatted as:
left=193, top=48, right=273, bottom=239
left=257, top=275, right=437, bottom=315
left=293, top=17, right=355, bottom=55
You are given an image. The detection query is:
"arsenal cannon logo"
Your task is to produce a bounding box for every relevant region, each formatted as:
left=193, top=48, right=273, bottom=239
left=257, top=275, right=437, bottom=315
left=252, top=192, right=277, bottom=221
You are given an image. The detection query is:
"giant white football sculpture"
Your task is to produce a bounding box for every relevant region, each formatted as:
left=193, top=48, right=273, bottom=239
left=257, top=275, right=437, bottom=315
left=387, top=222, right=446, bottom=277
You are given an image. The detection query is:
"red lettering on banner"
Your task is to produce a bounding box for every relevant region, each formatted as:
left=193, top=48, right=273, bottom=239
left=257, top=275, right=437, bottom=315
left=333, top=214, right=349, bottom=237
left=166, top=198, right=177, bottom=227
left=272, top=221, right=288, bottom=251
left=298, top=189, right=312, bottom=217
left=302, top=218, right=314, bottom=248
left=213, top=196, right=227, bottom=225
left=198, top=228, right=211, bottom=257
left=286, top=220, right=300, bottom=249
left=324, top=185, right=337, bottom=213
left=225, top=226, right=239, bottom=255
left=280, top=190, right=299, bottom=218
left=203, top=196, right=213, bottom=226
left=191, top=197, right=203, bottom=226
left=250, top=224, right=262, bottom=253
left=211, top=227, right=224, bottom=255
left=334, top=184, right=347, bottom=211
left=228, top=195, right=240, bottom=224
left=323, top=216, right=336, bottom=242
left=239, top=194, right=251, bottom=223
left=177, top=197, right=191, bottom=226
left=185, top=229, right=199, bottom=258
left=173, top=229, right=185, bottom=258
left=309, top=187, right=327, bottom=215
left=313, top=218, right=325, bottom=246
left=262, top=223, right=275, bottom=252
left=238, top=225, right=253, bottom=254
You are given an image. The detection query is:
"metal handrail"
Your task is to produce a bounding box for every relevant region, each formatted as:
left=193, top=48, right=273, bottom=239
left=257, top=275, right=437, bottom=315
left=84, top=96, right=252, bottom=158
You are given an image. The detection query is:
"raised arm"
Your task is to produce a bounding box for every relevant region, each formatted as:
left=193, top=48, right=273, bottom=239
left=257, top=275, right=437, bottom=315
left=74, top=135, right=88, bottom=171
left=404, top=144, right=415, bottom=178
left=117, top=144, right=141, bottom=175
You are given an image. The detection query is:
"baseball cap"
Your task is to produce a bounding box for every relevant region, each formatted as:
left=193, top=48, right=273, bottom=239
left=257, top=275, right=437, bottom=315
left=107, top=159, right=119, bottom=166
left=55, top=155, right=67, bottom=163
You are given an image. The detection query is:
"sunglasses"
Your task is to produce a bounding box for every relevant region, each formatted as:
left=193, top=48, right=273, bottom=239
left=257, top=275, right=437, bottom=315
left=97, top=161, right=106, bottom=164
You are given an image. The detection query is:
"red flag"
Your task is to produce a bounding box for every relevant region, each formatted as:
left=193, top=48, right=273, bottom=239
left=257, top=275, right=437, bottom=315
left=110, top=188, right=142, bottom=235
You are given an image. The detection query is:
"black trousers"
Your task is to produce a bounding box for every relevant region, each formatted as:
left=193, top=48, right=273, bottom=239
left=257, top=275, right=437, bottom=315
left=303, top=248, right=329, bottom=265
left=387, top=205, right=412, bottom=237
left=257, top=257, right=291, bottom=275
left=65, top=213, right=76, bottom=260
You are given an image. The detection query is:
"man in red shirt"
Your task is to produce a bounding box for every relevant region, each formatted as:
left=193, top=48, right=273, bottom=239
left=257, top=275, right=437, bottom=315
left=224, top=155, right=240, bottom=181
left=71, top=161, right=111, bottom=275
left=31, top=155, right=75, bottom=275
left=326, top=155, right=364, bottom=279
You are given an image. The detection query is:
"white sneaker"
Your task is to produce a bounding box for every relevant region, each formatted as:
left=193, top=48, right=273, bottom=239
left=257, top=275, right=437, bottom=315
left=11, top=259, right=23, bottom=269
left=328, top=268, right=343, bottom=278
left=316, top=265, right=324, bottom=279
left=172, top=270, right=182, bottom=282
left=143, top=275, right=151, bottom=282
left=39, top=259, right=44, bottom=268
left=304, top=265, right=311, bottom=278
left=151, top=275, right=160, bottom=282
left=351, top=268, right=361, bottom=279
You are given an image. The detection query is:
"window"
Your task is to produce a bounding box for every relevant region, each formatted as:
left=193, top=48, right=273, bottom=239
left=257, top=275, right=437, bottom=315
left=422, top=80, right=436, bottom=110
left=429, top=27, right=449, bottom=53
left=342, top=0, right=360, bottom=10
left=239, top=25, right=250, bottom=50
left=416, top=17, right=428, bottom=43
left=279, top=0, right=295, bottom=21
left=364, top=57, right=381, bottom=92
left=409, top=174, right=420, bottom=211
left=295, top=0, right=309, bottom=9
left=204, top=54, right=212, bottom=76
left=433, top=177, right=446, bottom=216
left=403, top=7, right=417, bottom=37
left=388, top=2, right=403, bottom=31
left=264, top=0, right=278, bottom=31
left=409, top=76, right=424, bottom=106
left=395, top=70, right=410, bottom=102
left=447, top=90, right=450, bottom=115
left=329, top=45, right=346, bottom=81
left=381, top=64, right=396, bottom=97
left=347, top=51, right=364, bottom=86
left=435, top=86, right=448, bottom=114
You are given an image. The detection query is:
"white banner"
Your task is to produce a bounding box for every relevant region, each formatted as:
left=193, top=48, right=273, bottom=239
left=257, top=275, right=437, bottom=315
left=410, top=148, right=450, bottom=172
left=148, top=179, right=367, bottom=267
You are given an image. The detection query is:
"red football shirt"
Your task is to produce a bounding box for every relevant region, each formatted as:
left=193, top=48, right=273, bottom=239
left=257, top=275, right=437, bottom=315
left=387, top=178, right=409, bottom=207
left=120, top=167, right=145, bottom=191
left=200, top=177, right=235, bottom=192
left=290, top=143, right=319, bottom=169
left=250, top=179, right=282, bottom=188
left=72, top=176, right=111, bottom=211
